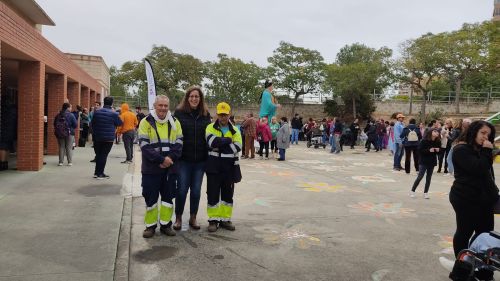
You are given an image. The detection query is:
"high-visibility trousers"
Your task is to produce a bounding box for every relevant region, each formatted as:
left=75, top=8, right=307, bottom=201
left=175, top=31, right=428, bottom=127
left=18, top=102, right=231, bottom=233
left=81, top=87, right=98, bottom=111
left=206, top=173, right=234, bottom=222
left=142, top=172, right=176, bottom=228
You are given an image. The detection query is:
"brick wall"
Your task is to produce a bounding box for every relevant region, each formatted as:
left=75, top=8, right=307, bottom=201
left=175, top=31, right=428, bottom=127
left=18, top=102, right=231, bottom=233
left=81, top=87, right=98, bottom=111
left=67, top=82, right=81, bottom=141
left=81, top=87, right=90, bottom=113
left=0, top=2, right=101, bottom=94
left=46, top=74, right=67, bottom=155
left=90, top=90, right=96, bottom=107
left=17, top=61, right=45, bottom=171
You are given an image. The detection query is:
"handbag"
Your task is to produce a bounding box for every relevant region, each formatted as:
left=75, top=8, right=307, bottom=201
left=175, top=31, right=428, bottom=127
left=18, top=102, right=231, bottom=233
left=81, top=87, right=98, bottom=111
left=254, top=140, right=260, bottom=149
left=232, top=163, right=242, bottom=183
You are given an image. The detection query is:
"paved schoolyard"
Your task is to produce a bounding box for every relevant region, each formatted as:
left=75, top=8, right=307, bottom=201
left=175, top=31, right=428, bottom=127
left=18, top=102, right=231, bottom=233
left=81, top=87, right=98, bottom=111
left=0, top=145, right=128, bottom=281
left=127, top=143, right=500, bottom=281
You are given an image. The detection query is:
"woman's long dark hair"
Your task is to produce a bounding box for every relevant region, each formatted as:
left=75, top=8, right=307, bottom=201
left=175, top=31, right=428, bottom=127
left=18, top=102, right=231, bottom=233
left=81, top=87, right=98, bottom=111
left=423, top=128, right=440, bottom=141
left=465, top=120, right=495, bottom=147
left=177, top=86, right=209, bottom=116
left=60, top=102, right=70, bottom=114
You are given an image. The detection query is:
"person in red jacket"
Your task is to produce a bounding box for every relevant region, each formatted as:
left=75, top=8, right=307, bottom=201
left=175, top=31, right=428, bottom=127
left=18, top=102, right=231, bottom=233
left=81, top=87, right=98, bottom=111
left=256, top=117, right=273, bottom=160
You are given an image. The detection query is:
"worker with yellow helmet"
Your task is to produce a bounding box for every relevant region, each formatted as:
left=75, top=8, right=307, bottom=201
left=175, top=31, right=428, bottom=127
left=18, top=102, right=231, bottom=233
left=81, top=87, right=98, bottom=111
left=205, top=102, right=242, bottom=232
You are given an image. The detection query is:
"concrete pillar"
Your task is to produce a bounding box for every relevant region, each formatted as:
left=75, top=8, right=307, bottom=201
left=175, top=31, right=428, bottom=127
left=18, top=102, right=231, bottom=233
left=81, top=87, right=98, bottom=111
left=68, top=82, right=81, bottom=141
left=17, top=61, right=45, bottom=171
left=90, top=90, right=96, bottom=107
left=81, top=86, right=90, bottom=112
left=46, top=74, right=67, bottom=155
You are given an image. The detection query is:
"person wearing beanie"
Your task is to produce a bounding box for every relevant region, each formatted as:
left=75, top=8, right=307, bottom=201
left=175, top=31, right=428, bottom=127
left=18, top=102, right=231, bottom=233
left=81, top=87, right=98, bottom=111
left=91, top=96, right=123, bottom=179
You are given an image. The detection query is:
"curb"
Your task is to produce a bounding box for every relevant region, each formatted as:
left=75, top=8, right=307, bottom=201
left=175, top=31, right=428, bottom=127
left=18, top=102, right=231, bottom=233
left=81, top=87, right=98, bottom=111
left=113, top=196, right=132, bottom=281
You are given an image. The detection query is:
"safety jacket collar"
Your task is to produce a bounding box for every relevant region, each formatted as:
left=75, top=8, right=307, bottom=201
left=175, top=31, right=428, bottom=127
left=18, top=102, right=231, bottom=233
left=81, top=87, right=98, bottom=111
left=213, top=119, right=236, bottom=135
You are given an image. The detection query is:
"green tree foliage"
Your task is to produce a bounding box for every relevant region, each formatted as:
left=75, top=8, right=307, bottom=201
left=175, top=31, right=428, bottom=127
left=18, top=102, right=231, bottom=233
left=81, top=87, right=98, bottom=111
left=395, top=33, right=446, bottom=117
left=109, top=66, right=127, bottom=98
left=441, top=22, right=495, bottom=113
left=115, top=45, right=204, bottom=108
left=204, top=54, right=263, bottom=105
left=267, top=41, right=325, bottom=115
left=323, top=43, right=391, bottom=120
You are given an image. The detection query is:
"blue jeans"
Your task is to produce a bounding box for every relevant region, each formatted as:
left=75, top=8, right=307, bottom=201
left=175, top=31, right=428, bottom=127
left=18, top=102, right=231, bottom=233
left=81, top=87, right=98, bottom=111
left=175, top=161, right=205, bottom=215
left=393, top=143, right=405, bottom=168
left=291, top=129, right=299, bottom=144
left=330, top=135, right=337, bottom=152
left=279, top=148, right=286, bottom=160
left=447, top=148, right=454, bottom=174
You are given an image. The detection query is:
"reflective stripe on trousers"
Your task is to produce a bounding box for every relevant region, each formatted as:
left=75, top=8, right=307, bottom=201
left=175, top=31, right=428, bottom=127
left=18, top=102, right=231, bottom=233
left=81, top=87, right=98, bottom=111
left=207, top=201, right=233, bottom=221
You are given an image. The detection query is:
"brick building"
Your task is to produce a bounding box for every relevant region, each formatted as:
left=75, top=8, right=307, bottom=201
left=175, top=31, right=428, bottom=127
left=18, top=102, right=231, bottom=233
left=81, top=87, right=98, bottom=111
left=0, top=0, right=107, bottom=171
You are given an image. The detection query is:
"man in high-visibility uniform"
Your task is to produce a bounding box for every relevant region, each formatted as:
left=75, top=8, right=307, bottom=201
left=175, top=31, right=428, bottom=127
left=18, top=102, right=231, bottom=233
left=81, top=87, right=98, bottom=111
left=138, top=95, right=183, bottom=238
left=205, top=102, right=242, bottom=232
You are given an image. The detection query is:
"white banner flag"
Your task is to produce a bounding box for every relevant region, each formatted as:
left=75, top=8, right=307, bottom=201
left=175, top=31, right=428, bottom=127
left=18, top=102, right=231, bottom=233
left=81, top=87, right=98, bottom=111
left=145, top=59, right=156, bottom=112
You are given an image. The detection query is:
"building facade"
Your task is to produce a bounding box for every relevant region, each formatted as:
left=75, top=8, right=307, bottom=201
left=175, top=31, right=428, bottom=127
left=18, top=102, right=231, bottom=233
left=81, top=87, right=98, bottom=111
left=66, top=53, right=110, bottom=102
left=0, top=0, right=106, bottom=171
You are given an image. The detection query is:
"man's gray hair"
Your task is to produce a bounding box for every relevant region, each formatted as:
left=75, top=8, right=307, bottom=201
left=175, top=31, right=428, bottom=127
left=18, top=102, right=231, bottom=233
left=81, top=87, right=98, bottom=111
left=154, top=95, right=169, bottom=104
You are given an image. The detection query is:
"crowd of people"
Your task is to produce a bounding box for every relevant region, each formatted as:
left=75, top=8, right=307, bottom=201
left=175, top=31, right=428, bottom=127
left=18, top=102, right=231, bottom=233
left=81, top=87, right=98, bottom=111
left=48, top=80, right=499, bottom=280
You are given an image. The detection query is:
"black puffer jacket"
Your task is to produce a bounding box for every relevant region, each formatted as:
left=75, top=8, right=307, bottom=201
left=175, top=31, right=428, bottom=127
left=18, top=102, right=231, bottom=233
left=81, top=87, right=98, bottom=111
left=450, top=144, right=498, bottom=204
left=174, top=109, right=211, bottom=163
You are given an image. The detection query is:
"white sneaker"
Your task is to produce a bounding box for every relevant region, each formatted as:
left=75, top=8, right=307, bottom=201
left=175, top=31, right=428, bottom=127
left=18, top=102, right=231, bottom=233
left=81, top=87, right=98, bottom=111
left=424, top=193, right=430, bottom=199
left=67, top=163, right=73, bottom=166
left=264, top=157, right=269, bottom=160
left=58, top=163, right=63, bottom=166
left=259, top=156, right=263, bottom=160
left=409, top=191, right=416, bottom=198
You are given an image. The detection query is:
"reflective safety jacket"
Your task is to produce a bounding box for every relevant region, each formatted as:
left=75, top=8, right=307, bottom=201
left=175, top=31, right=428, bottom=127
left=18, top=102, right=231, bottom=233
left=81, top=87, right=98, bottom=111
left=138, top=115, right=183, bottom=174
left=205, top=120, right=242, bottom=178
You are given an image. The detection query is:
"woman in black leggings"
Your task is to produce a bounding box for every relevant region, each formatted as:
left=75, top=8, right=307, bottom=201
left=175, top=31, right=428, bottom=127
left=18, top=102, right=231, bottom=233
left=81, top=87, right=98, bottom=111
left=409, top=128, right=440, bottom=199
left=449, top=121, right=497, bottom=256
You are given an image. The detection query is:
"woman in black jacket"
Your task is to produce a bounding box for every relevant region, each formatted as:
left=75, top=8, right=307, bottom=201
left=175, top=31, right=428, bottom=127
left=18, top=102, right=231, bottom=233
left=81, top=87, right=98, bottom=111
left=449, top=120, right=497, bottom=257
left=409, top=128, right=441, bottom=199
left=173, top=86, right=211, bottom=230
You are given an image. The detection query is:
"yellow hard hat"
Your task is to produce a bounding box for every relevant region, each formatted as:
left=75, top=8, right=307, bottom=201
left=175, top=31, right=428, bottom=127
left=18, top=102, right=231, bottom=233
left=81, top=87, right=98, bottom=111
left=216, top=102, right=231, bottom=115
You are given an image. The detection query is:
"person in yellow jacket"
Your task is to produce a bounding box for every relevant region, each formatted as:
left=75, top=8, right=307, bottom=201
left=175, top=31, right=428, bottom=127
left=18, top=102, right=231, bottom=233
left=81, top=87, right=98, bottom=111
left=205, top=102, right=242, bottom=232
left=138, top=95, right=183, bottom=238
left=117, top=103, right=138, bottom=164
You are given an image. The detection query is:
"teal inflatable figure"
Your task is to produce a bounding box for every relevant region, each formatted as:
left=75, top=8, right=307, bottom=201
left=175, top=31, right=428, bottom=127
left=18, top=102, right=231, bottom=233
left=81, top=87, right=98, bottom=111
left=259, top=80, right=279, bottom=120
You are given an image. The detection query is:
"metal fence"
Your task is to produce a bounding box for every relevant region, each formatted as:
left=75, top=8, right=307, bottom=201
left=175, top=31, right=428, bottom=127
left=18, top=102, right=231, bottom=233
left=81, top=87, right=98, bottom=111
left=109, top=95, right=146, bottom=109
left=372, top=89, right=500, bottom=105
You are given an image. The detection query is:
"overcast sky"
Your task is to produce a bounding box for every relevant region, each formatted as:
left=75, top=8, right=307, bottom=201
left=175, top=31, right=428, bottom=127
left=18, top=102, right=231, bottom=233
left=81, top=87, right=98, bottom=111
left=36, top=0, right=494, bottom=68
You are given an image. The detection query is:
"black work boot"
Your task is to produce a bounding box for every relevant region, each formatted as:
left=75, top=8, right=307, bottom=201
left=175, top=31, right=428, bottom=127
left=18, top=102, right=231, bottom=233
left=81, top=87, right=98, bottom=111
left=207, top=221, right=218, bottom=232
left=143, top=226, right=156, bottom=238
left=219, top=221, right=236, bottom=231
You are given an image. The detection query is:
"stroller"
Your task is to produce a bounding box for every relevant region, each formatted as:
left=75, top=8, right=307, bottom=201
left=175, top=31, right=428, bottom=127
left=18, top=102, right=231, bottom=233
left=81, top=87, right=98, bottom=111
left=306, top=127, right=326, bottom=149
left=449, top=231, right=500, bottom=281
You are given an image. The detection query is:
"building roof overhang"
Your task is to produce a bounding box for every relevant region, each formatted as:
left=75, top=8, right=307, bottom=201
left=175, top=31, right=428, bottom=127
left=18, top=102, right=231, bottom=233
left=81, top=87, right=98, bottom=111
left=3, top=0, right=55, bottom=26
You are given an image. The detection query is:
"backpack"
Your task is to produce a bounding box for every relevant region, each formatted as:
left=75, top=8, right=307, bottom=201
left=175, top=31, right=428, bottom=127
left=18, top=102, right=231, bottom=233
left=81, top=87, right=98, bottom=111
left=407, top=129, right=418, bottom=142
left=54, top=113, right=70, bottom=138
